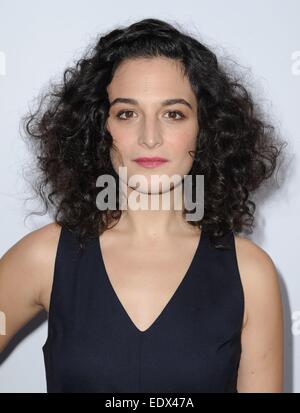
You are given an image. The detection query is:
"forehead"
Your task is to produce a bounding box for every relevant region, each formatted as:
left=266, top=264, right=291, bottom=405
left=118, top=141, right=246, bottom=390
left=107, top=57, right=196, bottom=104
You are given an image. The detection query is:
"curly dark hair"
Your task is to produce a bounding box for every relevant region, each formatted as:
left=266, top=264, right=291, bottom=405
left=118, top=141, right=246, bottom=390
left=21, top=17, right=287, bottom=249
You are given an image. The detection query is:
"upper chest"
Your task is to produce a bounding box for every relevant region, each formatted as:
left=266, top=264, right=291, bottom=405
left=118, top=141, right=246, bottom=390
left=41, top=229, right=202, bottom=333
left=40, top=228, right=247, bottom=333
left=100, top=232, right=200, bottom=290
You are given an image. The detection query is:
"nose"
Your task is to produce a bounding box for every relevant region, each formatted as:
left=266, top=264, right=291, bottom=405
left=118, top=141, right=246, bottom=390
left=138, top=116, right=162, bottom=149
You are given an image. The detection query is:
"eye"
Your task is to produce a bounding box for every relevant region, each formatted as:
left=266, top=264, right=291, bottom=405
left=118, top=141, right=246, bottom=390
left=115, top=109, right=186, bottom=121
left=116, top=110, right=136, bottom=120
left=165, top=110, right=186, bottom=120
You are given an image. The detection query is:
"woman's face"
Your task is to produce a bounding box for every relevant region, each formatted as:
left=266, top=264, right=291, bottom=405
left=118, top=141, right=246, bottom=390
left=105, top=56, right=199, bottom=194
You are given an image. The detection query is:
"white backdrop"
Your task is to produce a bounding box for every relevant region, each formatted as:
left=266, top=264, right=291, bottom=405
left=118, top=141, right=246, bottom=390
left=0, top=0, right=299, bottom=393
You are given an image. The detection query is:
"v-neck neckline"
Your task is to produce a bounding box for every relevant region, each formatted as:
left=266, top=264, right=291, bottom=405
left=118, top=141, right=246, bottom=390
left=95, top=229, right=205, bottom=335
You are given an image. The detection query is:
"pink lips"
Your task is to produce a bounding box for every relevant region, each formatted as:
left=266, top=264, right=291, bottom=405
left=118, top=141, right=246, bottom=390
left=133, top=157, right=168, bottom=169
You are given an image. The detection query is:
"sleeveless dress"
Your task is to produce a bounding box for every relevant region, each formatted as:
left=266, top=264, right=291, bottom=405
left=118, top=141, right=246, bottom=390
left=42, top=226, right=244, bottom=393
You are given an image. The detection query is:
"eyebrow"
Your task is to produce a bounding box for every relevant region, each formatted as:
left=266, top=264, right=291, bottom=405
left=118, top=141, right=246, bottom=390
left=109, top=97, right=193, bottom=110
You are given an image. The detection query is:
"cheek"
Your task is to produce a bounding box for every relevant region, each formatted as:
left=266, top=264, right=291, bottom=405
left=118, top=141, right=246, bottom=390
left=109, top=132, right=132, bottom=166
left=170, top=132, right=197, bottom=157
left=109, top=127, right=132, bottom=153
left=107, top=120, right=130, bottom=143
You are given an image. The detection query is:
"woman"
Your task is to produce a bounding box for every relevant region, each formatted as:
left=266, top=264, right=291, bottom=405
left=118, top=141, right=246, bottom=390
left=0, top=18, right=286, bottom=393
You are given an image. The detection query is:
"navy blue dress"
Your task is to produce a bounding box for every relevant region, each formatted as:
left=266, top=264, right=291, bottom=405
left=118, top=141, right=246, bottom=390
left=42, top=226, right=244, bottom=393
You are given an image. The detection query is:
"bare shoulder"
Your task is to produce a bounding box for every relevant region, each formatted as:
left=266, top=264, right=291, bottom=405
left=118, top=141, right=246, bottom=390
left=233, top=234, right=282, bottom=328
left=1, top=222, right=61, bottom=267
left=0, top=222, right=62, bottom=309
left=233, top=233, right=278, bottom=273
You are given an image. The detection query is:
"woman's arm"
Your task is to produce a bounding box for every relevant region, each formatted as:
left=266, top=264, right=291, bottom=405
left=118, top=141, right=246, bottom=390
left=0, top=223, right=60, bottom=354
left=235, top=235, right=284, bottom=392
